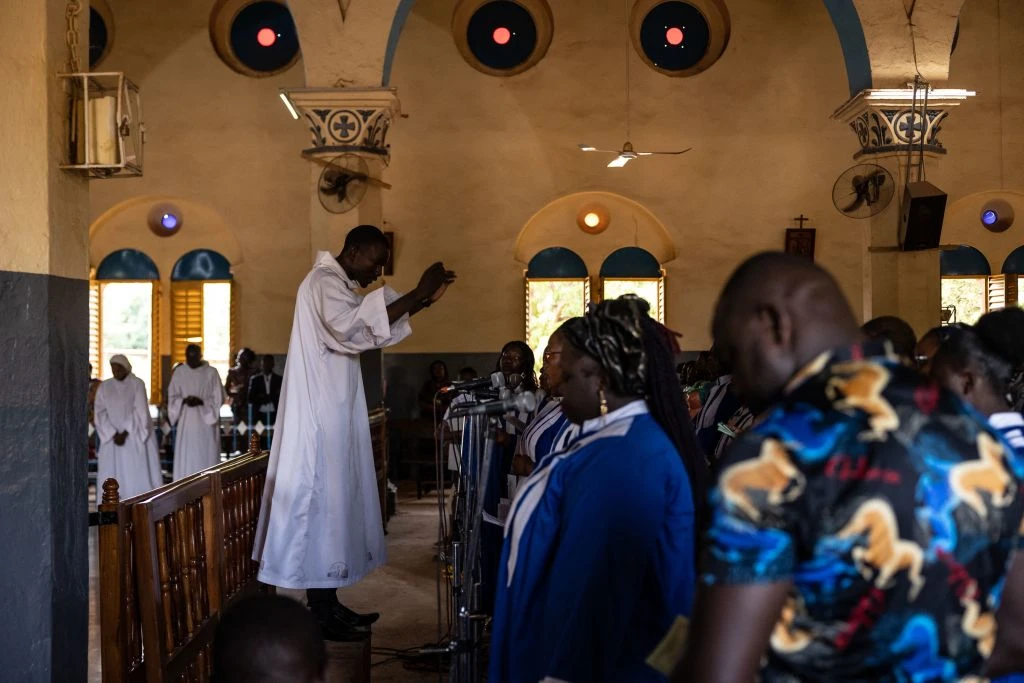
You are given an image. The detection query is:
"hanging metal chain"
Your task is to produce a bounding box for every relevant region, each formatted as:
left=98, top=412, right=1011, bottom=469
left=66, top=0, right=83, bottom=73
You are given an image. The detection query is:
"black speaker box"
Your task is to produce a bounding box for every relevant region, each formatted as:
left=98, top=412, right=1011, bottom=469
left=899, top=181, right=947, bottom=251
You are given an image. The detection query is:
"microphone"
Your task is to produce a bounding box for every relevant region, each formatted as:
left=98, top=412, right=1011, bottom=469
left=449, top=391, right=537, bottom=418
left=440, top=371, right=505, bottom=394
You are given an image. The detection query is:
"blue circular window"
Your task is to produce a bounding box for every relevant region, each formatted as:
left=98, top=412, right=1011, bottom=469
left=453, top=0, right=553, bottom=76
left=229, top=1, right=299, bottom=74
left=467, top=1, right=537, bottom=71
left=89, top=5, right=113, bottom=68
left=639, top=2, right=710, bottom=72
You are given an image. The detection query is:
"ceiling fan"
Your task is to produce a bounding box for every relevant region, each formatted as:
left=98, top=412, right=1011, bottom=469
left=578, top=0, right=691, bottom=168
left=578, top=141, right=693, bottom=168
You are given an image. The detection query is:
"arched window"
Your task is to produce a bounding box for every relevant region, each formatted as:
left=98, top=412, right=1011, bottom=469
left=525, top=247, right=590, bottom=363
left=600, top=247, right=665, bottom=322
left=1001, top=247, right=1024, bottom=310
left=92, top=249, right=161, bottom=403
left=940, top=246, right=991, bottom=325
left=171, top=250, right=236, bottom=382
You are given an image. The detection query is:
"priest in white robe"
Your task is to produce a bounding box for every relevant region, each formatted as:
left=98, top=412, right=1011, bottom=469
left=167, top=344, right=225, bottom=480
left=94, top=355, right=163, bottom=502
left=253, top=225, right=455, bottom=641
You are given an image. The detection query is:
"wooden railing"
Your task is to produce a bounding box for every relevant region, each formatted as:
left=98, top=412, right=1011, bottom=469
left=99, top=434, right=269, bottom=683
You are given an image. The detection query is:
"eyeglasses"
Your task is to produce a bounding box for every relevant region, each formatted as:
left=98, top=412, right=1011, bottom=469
left=543, top=351, right=561, bottom=361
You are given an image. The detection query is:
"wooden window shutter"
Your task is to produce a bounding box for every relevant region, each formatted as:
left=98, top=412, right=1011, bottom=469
left=987, top=275, right=1018, bottom=311
left=89, top=280, right=101, bottom=375
left=171, top=281, right=203, bottom=367
left=151, top=282, right=162, bottom=405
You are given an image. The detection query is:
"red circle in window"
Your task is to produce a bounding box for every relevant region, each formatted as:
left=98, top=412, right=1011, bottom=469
left=665, top=27, right=684, bottom=45
left=257, top=27, right=277, bottom=47
left=493, top=26, right=512, bottom=45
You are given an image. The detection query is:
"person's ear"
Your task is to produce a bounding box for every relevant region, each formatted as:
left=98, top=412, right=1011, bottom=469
left=960, top=369, right=977, bottom=399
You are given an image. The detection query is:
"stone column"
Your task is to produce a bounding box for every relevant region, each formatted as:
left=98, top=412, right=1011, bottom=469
left=285, top=87, right=402, bottom=255
left=0, top=0, right=90, bottom=680
left=832, top=87, right=973, bottom=334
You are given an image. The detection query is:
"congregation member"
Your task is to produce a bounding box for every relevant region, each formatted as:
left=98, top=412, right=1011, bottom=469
left=93, top=355, right=162, bottom=500
left=225, top=348, right=257, bottom=424
left=691, top=354, right=738, bottom=458
left=914, top=324, right=965, bottom=375
left=167, top=343, right=225, bottom=480
left=861, top=314, right=917, bottom=361
left=253, top=225, right=455, bottom=641
left=247, top=354, right=283, bottom=421
left=213, top=594, right=326, bottom=683
left=511, top=319, right=579, bottom=477
left=932, top=308, right=1024, bottom=457
left=491, top=295, right=707, bottom=683
left=417, top=359, right=453, bottom=419
left=676, top=252, right=1024, bottom=682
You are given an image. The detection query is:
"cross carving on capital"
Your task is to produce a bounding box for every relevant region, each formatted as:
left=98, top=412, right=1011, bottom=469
left=793, top=214, right=811, bottom=229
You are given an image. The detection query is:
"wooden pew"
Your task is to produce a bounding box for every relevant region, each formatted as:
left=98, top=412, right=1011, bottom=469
left=99, top=435, right=269, bottom=682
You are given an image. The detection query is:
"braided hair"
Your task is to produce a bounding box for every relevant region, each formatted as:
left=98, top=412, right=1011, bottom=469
left=564, top=296, right=709, bottom=529
left=934, top=309, right=1024, bottom=412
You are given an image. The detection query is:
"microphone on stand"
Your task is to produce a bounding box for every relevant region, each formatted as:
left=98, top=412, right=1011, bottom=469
left=449, top=391, right=537, bottom=418
left=439, top=371, right=505, bottom=394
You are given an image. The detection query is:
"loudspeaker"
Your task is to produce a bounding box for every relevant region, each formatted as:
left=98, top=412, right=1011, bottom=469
left=899, top=181, right=947, bottom=251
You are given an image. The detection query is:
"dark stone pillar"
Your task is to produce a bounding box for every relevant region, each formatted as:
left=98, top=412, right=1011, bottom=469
left=0, top=270, right=89, bottom=680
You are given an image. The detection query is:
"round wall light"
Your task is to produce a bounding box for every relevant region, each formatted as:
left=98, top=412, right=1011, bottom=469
left=148, top=204, right=183, bottom=237
left=577, top=205, right=610, bottom=234
left=980, top=199, right=1014, bottom=233
left=452, top=0, right=553, bottom=77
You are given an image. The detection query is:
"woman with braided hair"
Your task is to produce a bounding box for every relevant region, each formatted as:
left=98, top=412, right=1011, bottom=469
left=931, top=307, right=1024, bottom=456
left=489, top=295, right=707, bottom=683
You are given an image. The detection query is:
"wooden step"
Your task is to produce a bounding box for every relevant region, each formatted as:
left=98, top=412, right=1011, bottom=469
left=324, top=634, right=371, bottom=683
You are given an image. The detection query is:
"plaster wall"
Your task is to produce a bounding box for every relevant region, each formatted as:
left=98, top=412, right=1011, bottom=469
left=87, top=0, right=1024, bottom=355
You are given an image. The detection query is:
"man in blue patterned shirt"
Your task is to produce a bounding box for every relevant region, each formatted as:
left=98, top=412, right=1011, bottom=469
left=675, top=252, right=1024, bottom=682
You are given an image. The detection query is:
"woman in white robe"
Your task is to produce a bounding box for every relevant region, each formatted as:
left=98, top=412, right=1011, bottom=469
left=94, top=355, right=162, bottom=501
left=167, top=346, right=225, bottom=480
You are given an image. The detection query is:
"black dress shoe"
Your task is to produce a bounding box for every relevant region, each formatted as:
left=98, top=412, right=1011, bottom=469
left=319, top=620, right=372, bottom=643
left=336, top=601, right=380, bottom=627
left=312, top=603, right=375, bottom=631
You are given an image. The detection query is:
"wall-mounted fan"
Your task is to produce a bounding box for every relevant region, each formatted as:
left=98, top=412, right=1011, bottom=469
left=303, top=152, right=392, bottom=214
left=832, top=164, right=895, bottom=219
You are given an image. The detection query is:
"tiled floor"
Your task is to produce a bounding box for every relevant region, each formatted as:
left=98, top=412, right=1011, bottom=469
left=88, top=486, right=452, bottom=681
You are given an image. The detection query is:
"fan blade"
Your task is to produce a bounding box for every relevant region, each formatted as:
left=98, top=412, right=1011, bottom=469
left=637, top=147, right=693, bottom=156
left=579, top=144, right=620, bottom=154
left=607, top=155, right=631, bottom=168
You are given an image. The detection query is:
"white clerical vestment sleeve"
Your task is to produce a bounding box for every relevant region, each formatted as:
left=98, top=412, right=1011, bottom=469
left=167, top=373, right=185, bottom=426
left=200, top=369, right=224, bottom=426
left=317, top=282, right=410, bottom=353
left=94, top=386, right=118, bottom=443
left=131, top=379, right=152, bottom=443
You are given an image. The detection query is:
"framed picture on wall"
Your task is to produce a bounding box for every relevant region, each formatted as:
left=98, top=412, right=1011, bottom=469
left=785, top=228, right=816, bottom=262
left=384, top=231, right=395, bottom=275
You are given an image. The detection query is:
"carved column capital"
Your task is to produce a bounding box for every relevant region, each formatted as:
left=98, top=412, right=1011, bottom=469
left=831, top=87, right=975, bottom=160
left=284, top=87, right=401, bottom=165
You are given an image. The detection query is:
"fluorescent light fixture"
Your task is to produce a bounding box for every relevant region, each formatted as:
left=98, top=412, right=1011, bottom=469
left=279, top=91, right=299, bottom=119
left=607, top=156, right=630, bottom=168
left=863, top=88, right=976, bottom=101
left=579, top=144, right=597, bottom=152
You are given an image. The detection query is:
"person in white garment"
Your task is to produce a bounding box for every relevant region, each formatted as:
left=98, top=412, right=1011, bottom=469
left=253, top=225, right=455, bottom=641
left=94, top=355, right=163, bottom=502
left=167, top=344, right=225, bottom=480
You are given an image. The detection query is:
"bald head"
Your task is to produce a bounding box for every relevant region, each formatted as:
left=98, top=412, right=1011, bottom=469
left=712, top=252, right=860, bottom=411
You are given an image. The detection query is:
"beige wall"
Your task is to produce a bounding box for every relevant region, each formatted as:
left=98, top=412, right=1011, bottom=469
left=87, top=0, right=1024, bottom=356
left=89, top=0, right=311, bottom=353
left=1, top=0, right=89, bottom=279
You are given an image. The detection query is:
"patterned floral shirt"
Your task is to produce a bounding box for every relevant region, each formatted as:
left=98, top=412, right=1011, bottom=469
left=703, top=343, right=1024, bottom=682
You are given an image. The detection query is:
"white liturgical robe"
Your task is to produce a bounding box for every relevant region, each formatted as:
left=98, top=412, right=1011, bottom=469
left=94, top=374, right=162, bottom=500
left=253, top=251, right=411, bottom=589
left=167, top=362, right=224, bottom=480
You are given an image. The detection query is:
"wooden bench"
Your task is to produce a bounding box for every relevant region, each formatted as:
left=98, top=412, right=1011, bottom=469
left=98, top=435, right=269, bottom=682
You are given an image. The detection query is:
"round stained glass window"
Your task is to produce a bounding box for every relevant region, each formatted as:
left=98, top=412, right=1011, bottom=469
left=229, top=1, right=299, bottom=74
left=453, top=0, right=553, bottom=77
left=88, top=3, right=114, bottom=68
left=631, top=0, right=730, bottom=77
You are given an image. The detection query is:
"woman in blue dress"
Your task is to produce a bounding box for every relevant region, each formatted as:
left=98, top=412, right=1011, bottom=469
left=512, top=320, right=580, bottom=480
left=490, top=295, right=709, bottom=683
left=931, top=307, right=1024, bottom=457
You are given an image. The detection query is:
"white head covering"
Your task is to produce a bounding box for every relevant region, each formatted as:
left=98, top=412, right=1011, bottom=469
left=109, top=354, right=132, bottom=372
